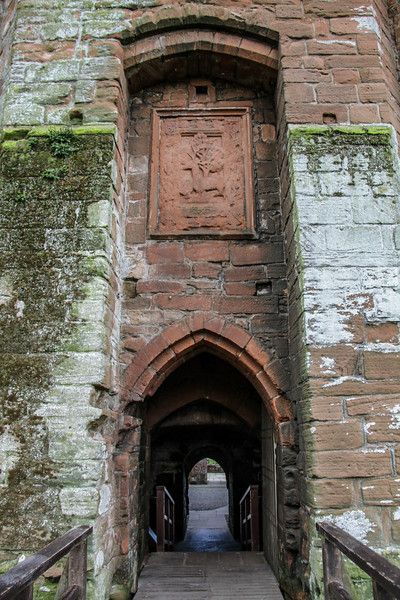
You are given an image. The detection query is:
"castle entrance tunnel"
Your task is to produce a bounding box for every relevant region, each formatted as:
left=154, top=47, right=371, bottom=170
left=117, top=34, right=299, bottom=583
left=144, top=353, right=278, bottom=558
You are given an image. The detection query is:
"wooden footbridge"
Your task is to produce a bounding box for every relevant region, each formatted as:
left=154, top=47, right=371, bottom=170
left=134, top=551, right=283, bottom=600
left=1, top=486, right=400, bottom=599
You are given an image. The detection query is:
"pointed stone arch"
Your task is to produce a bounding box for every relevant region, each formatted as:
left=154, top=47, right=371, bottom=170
left=124, top=29, right=279, bottom=75
left=122, top=4, right=279, bottom=45
left=122, top=314, right=293, bottom=428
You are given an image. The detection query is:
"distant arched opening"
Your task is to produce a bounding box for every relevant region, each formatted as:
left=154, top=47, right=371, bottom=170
left=174, top=457, right=237, bottom=552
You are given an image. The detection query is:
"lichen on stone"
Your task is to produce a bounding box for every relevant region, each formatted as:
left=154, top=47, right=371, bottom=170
left=0, top=126, right=114, bottom=554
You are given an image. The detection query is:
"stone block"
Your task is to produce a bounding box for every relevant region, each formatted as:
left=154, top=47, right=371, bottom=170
left=303, top=420, right=363, bottom=451
left=53, top=351, right=108, bottom=386
left=3, top=97, right=45, bottom=125
left=362, top=479, right=400, bottom=505
left=364, top=351, right=400, bottom=380
left=310, top=449, right=392, bottom=478
left=59, top=487, right=99, bottom=517
left=306, top=479, right=354, bottom=508
left=325, top=225, right=382, bottom=252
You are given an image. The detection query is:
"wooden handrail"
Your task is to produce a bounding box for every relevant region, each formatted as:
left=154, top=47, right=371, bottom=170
left=156, top=486, right=175, bottom=552
left=0, top=525, right=92, bottom=600
left=239, top=484, right=260, bottom=551
left=317, top=521, right=400, bottom=599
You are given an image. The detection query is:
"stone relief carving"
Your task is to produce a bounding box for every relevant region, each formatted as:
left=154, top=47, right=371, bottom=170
left=149, top=109, right=255, bottom=237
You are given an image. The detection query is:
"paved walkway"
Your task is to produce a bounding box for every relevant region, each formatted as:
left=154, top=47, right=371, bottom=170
left=134, top=552, right=284, bottom=599
left=174, top=505, right=241, bottom=552
left=175, top=483, right=240, bottom=552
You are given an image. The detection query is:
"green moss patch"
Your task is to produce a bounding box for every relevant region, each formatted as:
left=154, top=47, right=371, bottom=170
left=0, top=127, right=114, bottom=551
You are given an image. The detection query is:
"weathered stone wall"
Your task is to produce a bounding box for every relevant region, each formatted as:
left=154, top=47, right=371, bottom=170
left=189, top=459, right=208, bottom=485
left=121, top=79, right=287, bottom=376
left=0, top=126, right=120, bottom=595
left=0, top=1, right=399, bottom=133
left=0, top=1, right=400, bottom=599
left=388, top=0, right=400, bottom=55
left=287, top=124, right=400, bottom=596
left=0, top=0, right=17, bottom=118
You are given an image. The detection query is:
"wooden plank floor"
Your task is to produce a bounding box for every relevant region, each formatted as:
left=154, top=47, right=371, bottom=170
left=134, top=552, right=284, bottom=599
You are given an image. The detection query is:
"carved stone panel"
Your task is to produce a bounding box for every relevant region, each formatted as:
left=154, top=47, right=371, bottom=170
left=149, top=108, right=255, bottom=237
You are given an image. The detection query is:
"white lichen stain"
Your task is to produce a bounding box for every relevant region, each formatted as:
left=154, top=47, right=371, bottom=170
left=15, top=299, right=25, bottom=318
left=0, top=429, right=21, bottom=485
left=320, top=356, right=335, bottom=375
left=364, top=422, right=375, bottom=433
left=324, top=510, right=375, bottom=543
left=352, top=16, right=381, bottom=38
left=393, top=507, right=400, bottom=521
left=389, top=405, right=400, bottom=430
left=323, top=375, right=365, bottom=388
left=365, top=343, right=400, bottom=354
left=99, top=484, right=111, bottom=515
left=317, top=40, right=356, bottom=46
left=95, top=550, right=104, bottom=574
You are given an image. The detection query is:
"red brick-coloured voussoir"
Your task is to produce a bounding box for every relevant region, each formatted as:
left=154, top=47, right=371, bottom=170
left=122, top=314, right=293, bottom=423
left=124, top=30, right=279, bottom=74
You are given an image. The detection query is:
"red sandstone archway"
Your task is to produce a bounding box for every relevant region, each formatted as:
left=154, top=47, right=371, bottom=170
left=122, top=314, right=293, bottom=430
left=122, top=4, right=279, bottom=43
left=124, top=29, right=278, bottom=74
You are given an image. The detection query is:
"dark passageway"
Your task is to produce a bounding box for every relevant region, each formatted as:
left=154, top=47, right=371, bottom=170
left=146, top=353, right=269, bottom=553
left=175, top=460, right=241, bottom=551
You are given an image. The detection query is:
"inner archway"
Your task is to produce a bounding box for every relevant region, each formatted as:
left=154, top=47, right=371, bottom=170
left=118, top=315, right=297, bottom=592
left=176, top=457, right=238, bottom=552
left=147, top=352, right=269, bottom=553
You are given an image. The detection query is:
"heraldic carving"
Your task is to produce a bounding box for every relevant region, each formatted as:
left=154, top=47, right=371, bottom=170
left=149, top=108, right=255, bottom=237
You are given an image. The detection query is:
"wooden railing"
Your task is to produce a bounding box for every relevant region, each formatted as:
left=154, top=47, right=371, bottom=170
left=156, top=485, right=175, bottom=552
left=0, top=525, right=92, bottom=600
left=239, top=485, right=260, bottom=551
left=317, top=521, right=400, bottom=600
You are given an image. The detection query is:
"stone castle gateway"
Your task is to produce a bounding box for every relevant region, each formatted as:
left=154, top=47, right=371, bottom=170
left=1, top=0, right=400, bottom=598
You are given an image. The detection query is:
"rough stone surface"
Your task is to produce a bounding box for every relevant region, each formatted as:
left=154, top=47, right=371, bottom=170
left=1, top=2, right=400, bottom=600
left=287, top=124, right=400, bottom=597
left=0, top=127, right=119, bottom=598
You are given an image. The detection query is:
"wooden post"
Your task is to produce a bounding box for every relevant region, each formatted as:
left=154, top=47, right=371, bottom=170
left=156, top=486, right=166, bottom=552
left=372, top=581, right=393, bottom=600
left=68, top=539, right=87, bottom=599
left=171, top=498, right=175, bottom=547
left=249, top=485, right=260, bottom=551
left=60, top=587, right=80, bottom=600
left=322, top=538, right=345, bottom=600
left=20, top=585, right=33, bottom=600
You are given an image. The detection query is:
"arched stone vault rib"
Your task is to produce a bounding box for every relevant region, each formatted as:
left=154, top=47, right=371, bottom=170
left=122, top=4, right=279, bottom=44
left=146, top=378, right=261, bottom=431
left=124, top=29, right=279, bottom=75
left=122, top=314, right=293, bottom=428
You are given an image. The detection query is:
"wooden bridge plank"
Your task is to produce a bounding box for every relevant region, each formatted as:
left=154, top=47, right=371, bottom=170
left=134, top=552, right=284, bottom=600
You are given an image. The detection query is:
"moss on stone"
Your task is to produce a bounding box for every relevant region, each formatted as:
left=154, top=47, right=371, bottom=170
left=0, top=127, right=114, bottom=552
left=33, top=580, right=58, bottom=600
left=288, top=124, right=393, bottom=139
